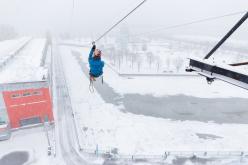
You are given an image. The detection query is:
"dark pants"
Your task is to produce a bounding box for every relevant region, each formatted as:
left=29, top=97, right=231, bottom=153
left=89, top=72, right=101, bottom=78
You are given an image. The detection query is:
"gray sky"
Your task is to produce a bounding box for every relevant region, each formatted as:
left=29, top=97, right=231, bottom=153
left=0, top=0, right=247, bottom=39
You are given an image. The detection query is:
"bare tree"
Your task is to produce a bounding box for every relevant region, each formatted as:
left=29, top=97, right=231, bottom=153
left=109, top=46, right=116, bottom=66
left=156, top=56, right=161, bottom=72
left=146, top=52, right=154, bottom=69
left=166, top=57, right=170, bottom=70
left=173, top=57, right=184, bottom=72
left=132, top=44, right=138, bottom=52
left=142, top=43, right=147, bottom=52
left=136, top=54, right=143, bottom=72
left=116, top=25, right=129, bottom=62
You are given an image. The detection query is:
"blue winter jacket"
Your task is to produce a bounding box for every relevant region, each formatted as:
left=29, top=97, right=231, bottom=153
left=88, top=46, right=104, bottom=77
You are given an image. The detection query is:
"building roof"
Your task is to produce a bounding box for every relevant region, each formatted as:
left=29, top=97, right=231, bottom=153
left=0, top=38, right=48, bottom=84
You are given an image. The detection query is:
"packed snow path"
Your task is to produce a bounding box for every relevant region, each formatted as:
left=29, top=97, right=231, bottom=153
left=53, top=45, right=88, bottom=165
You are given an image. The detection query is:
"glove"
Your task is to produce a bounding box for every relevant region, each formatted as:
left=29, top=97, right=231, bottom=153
left=92, top=45, right=96, bottom=50
left=92, top=41, right=96, bottom=50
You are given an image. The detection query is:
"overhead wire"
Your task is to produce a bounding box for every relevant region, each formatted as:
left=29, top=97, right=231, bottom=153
left=110, top=0, right=143, bottom=24
left=94, top=0, right=147, bottom=42
left=129, top=10, right=248, bottom=38
left=91, top=0, right=141, bottom=42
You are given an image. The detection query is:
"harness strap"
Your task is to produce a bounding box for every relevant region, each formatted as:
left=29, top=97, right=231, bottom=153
left=89, top=79, right=94, bottom=93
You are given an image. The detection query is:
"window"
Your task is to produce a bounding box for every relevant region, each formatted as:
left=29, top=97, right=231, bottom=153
left=23, top=92, right=31, bottom=97
left=44, top=115, right=49, bottom=122
left=11, top=94, right=20, bottom=98
left=33, top=91, right=42, bottom=96
left=0, top=120, right=6, bottom=125
left=20, top=117, right=41, bottom=127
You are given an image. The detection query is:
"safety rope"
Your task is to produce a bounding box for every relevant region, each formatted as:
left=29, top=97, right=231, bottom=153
left=130, top=10, right=248, bottom=38
left=89, top=79, right=94, bottom=93
left=89, top=76, right=104, bottom=93
left=94, top=0, right=147, bottom=42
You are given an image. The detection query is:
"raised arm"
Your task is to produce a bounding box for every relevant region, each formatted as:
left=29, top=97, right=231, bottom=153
left=89, top=42, right=96, bottom=61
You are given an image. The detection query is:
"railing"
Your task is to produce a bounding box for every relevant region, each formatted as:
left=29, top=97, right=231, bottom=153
left=40, top=39, right=49, bottom=67
left=43, top=122, right=56, bottom=156
left=81, top=147, right=248, bottom=161
left=105, top=61, right=198, bottom=77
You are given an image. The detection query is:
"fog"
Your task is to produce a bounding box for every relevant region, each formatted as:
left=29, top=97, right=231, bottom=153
left=0, top=0, right=247, bottom=39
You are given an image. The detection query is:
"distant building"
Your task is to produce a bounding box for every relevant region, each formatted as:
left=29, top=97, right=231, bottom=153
left=0, top=38, right=53, bottom=131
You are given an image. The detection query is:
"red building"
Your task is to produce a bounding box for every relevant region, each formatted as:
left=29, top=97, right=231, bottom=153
left=0, top=81, right=53, bottom=129
left=0, top=38, right=53, bottom=132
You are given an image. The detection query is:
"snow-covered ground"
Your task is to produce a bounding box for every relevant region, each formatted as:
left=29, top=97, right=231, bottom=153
left=60, top=45, right=248, bottom=158
left=1, top=38, right=246, bottom=164
left=0, top=38, right=47, bottom=83
left=0, top=127, right=56, bottom=165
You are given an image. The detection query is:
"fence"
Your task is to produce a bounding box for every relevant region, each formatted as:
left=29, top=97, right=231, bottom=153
left=40, top=39, right=49, bottom=67
left=43, top=122, right=56, bottom=156
left=105, top=62, right=198, bottom=77
left=80, top=147, right=248, bottom=161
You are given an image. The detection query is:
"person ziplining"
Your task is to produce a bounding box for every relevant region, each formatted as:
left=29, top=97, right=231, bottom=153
left=86, top=0, right=147, bottom=92
left=88, top=42, right=105, bottom=92
left=88, top=42, right=104, bottom=81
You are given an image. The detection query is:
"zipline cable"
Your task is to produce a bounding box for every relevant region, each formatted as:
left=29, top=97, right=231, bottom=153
left=94, top=0, right=147, bottom=42
left=109, top=0, right=143, bottom=27
left=130, top=10, right=248, bottom=38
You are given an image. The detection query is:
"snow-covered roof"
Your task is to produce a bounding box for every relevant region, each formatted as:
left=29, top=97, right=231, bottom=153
left=0, top=37, right=30, bottom=55
left=0, top=38, right=48, bottom=84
